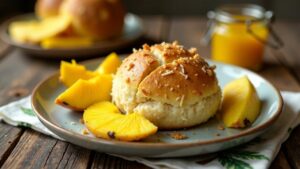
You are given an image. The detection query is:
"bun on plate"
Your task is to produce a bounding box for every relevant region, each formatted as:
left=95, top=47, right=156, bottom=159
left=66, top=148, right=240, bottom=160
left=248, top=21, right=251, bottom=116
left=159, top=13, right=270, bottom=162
left=112, top=41, right=222, bottom=129
left=60, top=0, right=125, bottom=40
left=35, top=0, right=64, bottom=18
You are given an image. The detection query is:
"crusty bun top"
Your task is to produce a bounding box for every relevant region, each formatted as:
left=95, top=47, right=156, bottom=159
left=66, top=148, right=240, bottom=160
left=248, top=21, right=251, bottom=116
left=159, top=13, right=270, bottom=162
left=61, top=0, right=125, bottom=40
left=35, top=0, right=64, bottom=18
left=113, top=41, right=219, bottom=113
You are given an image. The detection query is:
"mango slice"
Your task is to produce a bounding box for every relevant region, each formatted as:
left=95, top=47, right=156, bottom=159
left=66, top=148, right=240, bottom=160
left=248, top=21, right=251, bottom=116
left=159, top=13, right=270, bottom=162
left=59, top=60, right=98, bottom=87
left=55, top=75, right=112, bottom=110
left=41, top=36, right=93, bottom=49
left=9, top=14, right=71, bottom=43
left=95, top=52, right=121, bottom=74
left=83, top=102, right=158, bottom=141
left=220, top=76, right=261, bottom=128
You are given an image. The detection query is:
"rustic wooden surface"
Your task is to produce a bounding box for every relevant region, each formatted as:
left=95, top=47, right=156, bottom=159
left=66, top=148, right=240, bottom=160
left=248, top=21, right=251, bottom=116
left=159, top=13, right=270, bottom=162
left=0, top=16, right=300, bottom=169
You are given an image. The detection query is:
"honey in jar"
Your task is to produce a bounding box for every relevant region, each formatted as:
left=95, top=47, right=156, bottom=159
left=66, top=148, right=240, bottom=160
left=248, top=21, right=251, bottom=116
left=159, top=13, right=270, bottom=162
left=203, top=4, right=282, bottom=70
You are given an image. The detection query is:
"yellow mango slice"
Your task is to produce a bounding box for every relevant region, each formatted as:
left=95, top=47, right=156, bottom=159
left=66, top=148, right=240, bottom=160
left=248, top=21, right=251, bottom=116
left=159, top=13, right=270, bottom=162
left=84, top=102, right=158, bottom=141
left=41, top=36, right=93, bottom=49
left=55, top=75, right=112, bottom=110
left=59, top=60, right=98, bottom=87
left=95, top=52, right=121, bottom=74
left=9, top=14, right=71, bottom=43
left=221, top=76, right=261, bottom=128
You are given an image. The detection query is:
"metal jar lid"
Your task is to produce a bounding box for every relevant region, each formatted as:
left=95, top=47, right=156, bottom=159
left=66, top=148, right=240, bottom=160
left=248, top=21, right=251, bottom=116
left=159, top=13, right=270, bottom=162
left=208, top=4, right=273, bottom=23
left=201, top=4, right=283, bottom=49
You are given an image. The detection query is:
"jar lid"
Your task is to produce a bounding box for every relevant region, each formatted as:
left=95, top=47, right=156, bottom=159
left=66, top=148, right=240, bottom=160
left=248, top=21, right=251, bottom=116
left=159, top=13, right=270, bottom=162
left=208, top=4, right=273, bottom=23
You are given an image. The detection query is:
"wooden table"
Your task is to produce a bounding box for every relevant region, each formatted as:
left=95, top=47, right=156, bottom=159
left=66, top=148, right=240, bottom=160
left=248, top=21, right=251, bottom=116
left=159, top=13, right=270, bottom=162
left=0, top=16, right=299, bottom=169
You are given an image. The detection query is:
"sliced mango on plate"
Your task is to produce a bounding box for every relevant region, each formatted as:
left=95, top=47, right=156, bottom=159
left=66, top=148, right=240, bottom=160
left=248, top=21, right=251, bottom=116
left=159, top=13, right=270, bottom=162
left=83, top=102, right=158, bottom=141
left=55, top=75, right=112, bottom=111
left=220, top=76, right=261, bottom=128
left=59, top=60, right=98, bottom=87
left=95, top=52, right=121, bottom=74
left=9, top=14, right=71, bottom=43
left=41, top=36, right=93, bottom=49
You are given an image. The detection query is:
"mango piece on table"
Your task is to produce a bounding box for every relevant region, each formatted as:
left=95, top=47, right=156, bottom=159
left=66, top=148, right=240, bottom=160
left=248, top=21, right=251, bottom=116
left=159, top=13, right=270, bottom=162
left=83, top=101, right=158, bottom=141
left=220, top=76, right=261, bottom=128
left=55, top=75, right=113, bottom=111
left=95, top=52, right=121, bottom=74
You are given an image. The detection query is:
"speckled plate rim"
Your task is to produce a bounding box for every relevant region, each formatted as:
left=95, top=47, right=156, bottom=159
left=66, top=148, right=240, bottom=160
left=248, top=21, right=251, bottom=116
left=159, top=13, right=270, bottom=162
left=31, top=58, right=283, bottom=148
left=0, top=13, right=144, bottom=58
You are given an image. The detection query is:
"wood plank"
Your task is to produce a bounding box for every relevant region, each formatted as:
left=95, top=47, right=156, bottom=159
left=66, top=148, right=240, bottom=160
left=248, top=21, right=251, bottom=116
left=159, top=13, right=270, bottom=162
left=91, top=153, right=150, bottom=169
left=141, top=16, right=166, bottom=42
left=0, top=50, right=59, bottom=167
left=270, top=151, right=291, bottom=169
left=168, top=17, right=210, bottom=57
left=55, top=144, right=91, bottom=169
left=168, top=17, right=299, bottom=169
left=0, top=49, right=96, bottom=168
left=271, top=21, right=300, bottom=81
left=0, top=40, right=11, bottom=60
left=0, top=123, right=23, bottom=167
left=1, top=130, right=57, bottom=169
left=1, top=130, right=91, bottom=169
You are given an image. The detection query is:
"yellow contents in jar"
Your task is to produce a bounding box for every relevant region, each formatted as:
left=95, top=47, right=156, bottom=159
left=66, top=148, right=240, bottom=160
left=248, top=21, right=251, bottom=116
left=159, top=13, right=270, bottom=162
left=211, top=18, right=268, bottom=70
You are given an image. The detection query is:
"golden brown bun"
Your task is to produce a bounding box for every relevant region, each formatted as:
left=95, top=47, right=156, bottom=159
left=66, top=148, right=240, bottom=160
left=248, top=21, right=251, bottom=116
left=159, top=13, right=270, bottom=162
left=35, top=0, right=64, bottom=18
left=112, top=42, right=222, bottom=129
left=61, top=0, right=125, bottom=40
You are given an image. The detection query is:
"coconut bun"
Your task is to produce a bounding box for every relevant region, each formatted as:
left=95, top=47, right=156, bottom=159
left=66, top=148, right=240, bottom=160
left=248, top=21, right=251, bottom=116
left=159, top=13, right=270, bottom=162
left=112, top=41, right=222, bottom=129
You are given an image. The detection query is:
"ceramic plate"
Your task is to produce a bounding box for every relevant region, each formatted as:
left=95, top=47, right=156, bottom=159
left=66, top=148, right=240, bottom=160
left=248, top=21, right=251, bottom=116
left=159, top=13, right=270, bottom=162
left=0, top=13, right=143, bottom=58
left=31, top=58, right=282, bottom=157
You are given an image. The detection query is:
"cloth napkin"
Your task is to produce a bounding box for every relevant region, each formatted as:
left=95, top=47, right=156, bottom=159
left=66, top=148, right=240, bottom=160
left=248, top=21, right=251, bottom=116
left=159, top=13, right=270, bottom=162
left=1, top=91, right=300, bottom=169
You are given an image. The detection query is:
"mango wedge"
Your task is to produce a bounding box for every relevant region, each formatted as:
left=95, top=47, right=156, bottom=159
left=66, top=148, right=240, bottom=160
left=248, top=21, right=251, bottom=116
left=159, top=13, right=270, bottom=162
left=55, top=75, right=112, bottom=110
left=84, top=102, right=158, bottom=141
left=95, top=52, right=121, bottom=74
left=9, top=15, right=71, bottom=43
left=220, top=76, right=261, bottom=128
left=59, top=60, right=98, bottom=87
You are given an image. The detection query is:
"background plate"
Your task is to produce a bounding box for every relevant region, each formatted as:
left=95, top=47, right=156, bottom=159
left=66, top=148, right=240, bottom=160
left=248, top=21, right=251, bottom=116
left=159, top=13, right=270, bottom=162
left=32, top=58, right=282, bottom=157
left=0, top=13, right=143, bottom=58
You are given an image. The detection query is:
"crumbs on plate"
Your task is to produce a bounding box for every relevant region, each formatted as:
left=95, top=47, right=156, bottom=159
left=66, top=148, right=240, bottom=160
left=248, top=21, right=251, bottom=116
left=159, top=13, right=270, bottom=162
left=82, top=129, right=89, bottom=135
left=169, top=132, right=188, bottom=140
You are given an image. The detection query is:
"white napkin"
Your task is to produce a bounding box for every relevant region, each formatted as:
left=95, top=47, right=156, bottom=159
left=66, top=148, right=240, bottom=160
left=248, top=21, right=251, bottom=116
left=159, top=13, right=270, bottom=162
left=0, top=91, right=299, bottom=169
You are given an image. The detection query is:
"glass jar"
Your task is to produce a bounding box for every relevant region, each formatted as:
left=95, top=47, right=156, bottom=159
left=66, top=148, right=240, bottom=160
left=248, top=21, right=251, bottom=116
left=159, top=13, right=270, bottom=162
left=202, top=4, right=283, bottom=70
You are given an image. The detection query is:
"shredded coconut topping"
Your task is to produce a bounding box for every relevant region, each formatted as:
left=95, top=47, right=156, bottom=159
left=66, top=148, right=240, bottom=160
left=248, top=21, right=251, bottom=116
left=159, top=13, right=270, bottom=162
left=161, top=70, right=174, bottom=76
left=180, top=95, right=185, bottom=107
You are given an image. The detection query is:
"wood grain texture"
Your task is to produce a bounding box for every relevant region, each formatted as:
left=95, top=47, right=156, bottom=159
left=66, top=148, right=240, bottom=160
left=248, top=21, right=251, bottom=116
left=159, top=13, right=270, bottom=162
left=0, top=123, right=23, bottom=167
left=270, top=151, right=291, bottom=169
left=0, top=50, right=58, bottom=168
left=0, top=40, right=11, bottom=60
left=1, top=130, right=91, bottom=169
left=91, top=153, right=150, bottom=169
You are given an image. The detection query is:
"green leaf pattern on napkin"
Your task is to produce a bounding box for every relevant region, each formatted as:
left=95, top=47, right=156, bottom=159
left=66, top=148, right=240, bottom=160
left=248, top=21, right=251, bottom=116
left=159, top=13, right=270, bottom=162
left=17, top=122, right=32, bottom=128
left=20, top=107, right=35, bottom=116
left=218, top=137, right=269, bottom=169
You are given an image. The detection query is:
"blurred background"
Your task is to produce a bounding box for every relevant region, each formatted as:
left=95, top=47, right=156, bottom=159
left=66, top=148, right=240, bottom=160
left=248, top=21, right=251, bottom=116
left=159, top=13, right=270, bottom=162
left=1, top=0, right=300, bottom=20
